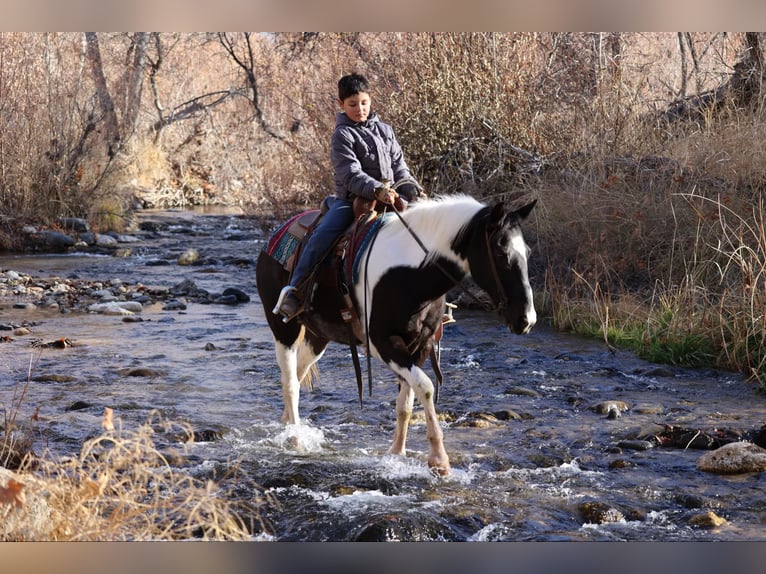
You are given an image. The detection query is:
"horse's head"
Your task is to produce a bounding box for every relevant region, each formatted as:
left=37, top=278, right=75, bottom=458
left=460, top=199, right=537, bottom=334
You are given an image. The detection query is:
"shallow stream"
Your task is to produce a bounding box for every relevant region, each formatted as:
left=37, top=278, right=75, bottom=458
left=1, top=208, right=765, bottom=541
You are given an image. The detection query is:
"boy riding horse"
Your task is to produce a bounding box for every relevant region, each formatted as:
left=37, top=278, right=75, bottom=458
left=274, top=73, right=424, bottom=322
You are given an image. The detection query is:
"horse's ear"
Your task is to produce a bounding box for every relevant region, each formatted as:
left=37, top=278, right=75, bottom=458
left=489, top=202, right=506, bottom=226
left=514, top=199, right=537, bottom=220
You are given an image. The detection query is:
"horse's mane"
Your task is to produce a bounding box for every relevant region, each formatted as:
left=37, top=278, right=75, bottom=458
left=377, top=194, right=485, bottom=266
left=400, top=194, right=483, bottom=235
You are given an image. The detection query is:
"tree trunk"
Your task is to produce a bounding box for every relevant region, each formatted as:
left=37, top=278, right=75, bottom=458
left=122, top=32, right=148, bottom=139
left=84, top=32, right=120, bottom=155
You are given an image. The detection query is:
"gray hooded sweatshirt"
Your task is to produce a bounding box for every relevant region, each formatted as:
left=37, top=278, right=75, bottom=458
left=331, top=111, right=420, bottom=201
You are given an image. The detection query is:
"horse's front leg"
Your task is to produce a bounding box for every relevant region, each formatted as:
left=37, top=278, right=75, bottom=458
left=395, top=366, right=451, bottom=475
left=389, top=377, right=414, bottom=456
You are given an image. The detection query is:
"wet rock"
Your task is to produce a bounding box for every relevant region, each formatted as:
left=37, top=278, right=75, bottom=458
left=592, top=400, right=630, bottom=415
left=688, top=510, right=728, bottom=528
left=641, top=366, right=677, bottom=378
left=170, top=278, right=207, bottom=298
left=139, top=220, right=163, bottom=232
left=617, top=440, right=655, bottom=451
left=95, top=234, right=118, bottom=247
left=632, top=403, right=665, bottom=415
left=88, top=301, right=143, bottom=315
left=455, top=412, right=501, bottom=428
left=675, top=493, right=707, bottom=509
left=91, top=288, right=117, bottom=299
left=504, top=386, right=540, bottom=398
left=204, top=342, right=217, bottom=351
left=577, top=500, right=625, bottom=524
left=32, top=374, right=77, bottom=383
left=13, top=327, right=31, bottom=336
left=163, top=299, right=187, bottom=311
left=493, top=409, right=524, bottom=421
left=213, top=294, right=239, bottom=305
left=608, top=459, right=636, bottom=469
left=118, top=367, right=164, bottom=378
left=33, top=230, right=75, bottom=252
left=58, top=217, right=90, bottom=233
left=349, top=511, right=458, bottom=541
left=696, top=441, right=766, bottom=474
left=192, top=429, right=225, bottom=442
left=221, top=287, right=250, bottom=303
left=65, top=400, right=93, bottom=411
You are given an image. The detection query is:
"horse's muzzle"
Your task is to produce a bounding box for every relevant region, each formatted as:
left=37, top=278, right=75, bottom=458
left=508, top=307, right=536, bottom=335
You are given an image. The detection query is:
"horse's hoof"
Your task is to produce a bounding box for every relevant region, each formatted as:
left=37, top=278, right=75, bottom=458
left=428, top=457, right=451, bottom=476
left=429, top=463, right=451, bottom=477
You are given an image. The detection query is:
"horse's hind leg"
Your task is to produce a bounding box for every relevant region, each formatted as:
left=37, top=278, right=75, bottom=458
left=275, top=332, right=327, bottom=425
left=389, top=377, right=415, bottom=456
left=275, top=339, right=301, bottom=425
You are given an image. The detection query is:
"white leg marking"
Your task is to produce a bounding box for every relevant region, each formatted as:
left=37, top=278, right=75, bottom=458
left=389, top=379, right=414, bottom=456
left=275, top=339, right=300, bottom=425
left=391, top=364, right=451, bottom=474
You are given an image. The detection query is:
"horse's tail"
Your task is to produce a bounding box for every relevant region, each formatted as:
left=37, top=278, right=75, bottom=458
left=300, top=363, right=318, bottom=391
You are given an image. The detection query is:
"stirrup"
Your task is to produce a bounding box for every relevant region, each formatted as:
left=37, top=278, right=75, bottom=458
left=272, top=285, right=297, bottom=315
left=442, top=302, right=457, bottom=325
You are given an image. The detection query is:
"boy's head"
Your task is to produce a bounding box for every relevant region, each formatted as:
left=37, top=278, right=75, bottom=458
left=338, top=73, right=369, bottom=101
left=338, top=73, right=371, bottom=123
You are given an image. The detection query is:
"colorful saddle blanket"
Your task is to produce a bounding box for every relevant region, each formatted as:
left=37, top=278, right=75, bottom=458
left=265, top=210, right=393, bottom=285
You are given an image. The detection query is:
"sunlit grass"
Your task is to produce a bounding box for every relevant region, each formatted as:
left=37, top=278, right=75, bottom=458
left=2, top=406, right=263, bottom=541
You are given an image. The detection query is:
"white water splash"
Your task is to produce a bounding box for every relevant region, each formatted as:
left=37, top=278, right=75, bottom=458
left=272, top=423, right=326, bottom=453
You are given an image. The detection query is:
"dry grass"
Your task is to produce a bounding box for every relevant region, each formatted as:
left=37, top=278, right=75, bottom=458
left=2, top=410, right=263, bottom=541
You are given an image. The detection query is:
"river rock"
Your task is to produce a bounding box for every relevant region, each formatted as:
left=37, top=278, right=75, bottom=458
left=592, top=400, right=630, bottom=415
left=221, top=287, right=250, bottom=303
left=91, top=288, right=117, bottom=300
left=95, top=234, right=118, bottom=247
left=58, top=217, right=90, bottom=233
left=577, top=500, right=625, bottom=524
left=687, top=510, right=728, bottom=528
left=88, top=301, right=143, bottom=315
left=33, top=230, right=75, bottom=252
left=162, top=299, right=187, bottom=311
left=696, top=441, right=766, bottom=474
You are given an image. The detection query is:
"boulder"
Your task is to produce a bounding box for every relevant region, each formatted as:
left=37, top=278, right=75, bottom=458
left=697, top=441, right=766, bottom=474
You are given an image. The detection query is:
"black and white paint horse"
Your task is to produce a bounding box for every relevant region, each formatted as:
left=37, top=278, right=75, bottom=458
left=255, top=195, right=536, bottom=474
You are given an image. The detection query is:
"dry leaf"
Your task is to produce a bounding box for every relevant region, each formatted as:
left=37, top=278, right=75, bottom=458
left=0, top=478, right=26, bottom=508
left=101, top=407, right=114, bottom=431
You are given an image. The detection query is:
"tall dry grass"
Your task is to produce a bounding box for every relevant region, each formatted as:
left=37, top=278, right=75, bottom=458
left=2, top=408, right=262, bottom=541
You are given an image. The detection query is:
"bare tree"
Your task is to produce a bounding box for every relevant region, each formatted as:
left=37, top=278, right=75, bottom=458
left=218, top=32, right=283, bottom=139
left=84, top=32, right=120, bottom=155
left=122, top=32, right=148, bottom=138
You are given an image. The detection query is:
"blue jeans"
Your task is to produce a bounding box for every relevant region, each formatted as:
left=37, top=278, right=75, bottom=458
left=290, top=198, right=354, bottom=288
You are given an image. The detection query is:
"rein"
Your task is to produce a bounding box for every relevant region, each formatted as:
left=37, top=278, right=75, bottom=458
left=386, top=181, right=501, bottom=311
left=354, top=181, right=507, bottom=406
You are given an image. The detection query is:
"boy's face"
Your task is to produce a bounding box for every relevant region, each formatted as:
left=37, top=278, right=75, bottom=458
left=339, top=91, right=371, bottom=123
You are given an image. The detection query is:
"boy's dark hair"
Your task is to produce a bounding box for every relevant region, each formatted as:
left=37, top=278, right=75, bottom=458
left=338, top=73, right=370, bottom=101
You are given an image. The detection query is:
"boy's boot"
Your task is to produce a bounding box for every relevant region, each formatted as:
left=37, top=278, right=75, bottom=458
left=273, top=285, right=303, bottom=323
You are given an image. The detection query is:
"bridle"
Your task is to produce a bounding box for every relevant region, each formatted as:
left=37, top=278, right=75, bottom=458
left=386, top=183, right=509, bottom=313
left=483, top=225, right=510, bottom=314
left=354, top=184, right=511, bottom=405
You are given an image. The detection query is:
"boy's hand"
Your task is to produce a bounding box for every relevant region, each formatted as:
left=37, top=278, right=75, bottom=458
left=374, top=186, right=398, bottom=205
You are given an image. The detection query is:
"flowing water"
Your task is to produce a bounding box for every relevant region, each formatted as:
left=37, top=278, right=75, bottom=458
left=1, top=208, right=765, bottom=541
